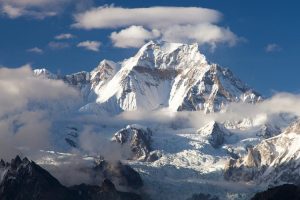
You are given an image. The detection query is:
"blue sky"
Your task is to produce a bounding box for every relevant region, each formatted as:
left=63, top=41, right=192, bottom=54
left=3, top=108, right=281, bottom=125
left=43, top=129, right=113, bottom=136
left=0, top=0, right=299, bottom=96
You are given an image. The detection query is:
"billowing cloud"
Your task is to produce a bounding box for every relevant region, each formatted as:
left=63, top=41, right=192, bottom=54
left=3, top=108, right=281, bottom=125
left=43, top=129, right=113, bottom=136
left=162, top=24, right=238, bottom=50
left=77, top=40, right=101, bottom=52
left=73, top=6, right=221, bottom=29
left=0, top=65, right=80, bottom=160
left=110, top=26, right=160, bottom=48
left=265, top=43, right=282, bottom=53
left=73, top=6, right=239, bottom=50
left=78, top=127, right=132, bottom=162
left=27, top=47, right=43, bottom=54
left=55, top=33, right=75, bottom=40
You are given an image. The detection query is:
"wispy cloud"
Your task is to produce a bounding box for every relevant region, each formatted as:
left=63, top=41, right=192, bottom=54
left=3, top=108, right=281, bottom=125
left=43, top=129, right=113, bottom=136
left=265, top=43, right=282, bottom=53
left=55, top=33, right=75, bottom=40
left=0, top=0, right=94, bottom=19
left=73, top=6, right=239, bottom=50
left=77, top=40, right=101, bottom=52
left=0, top=0, right=68, bottom=19
left=27, top=47, right=43, bottom=54
left=48, top=41, right=70, bottom=50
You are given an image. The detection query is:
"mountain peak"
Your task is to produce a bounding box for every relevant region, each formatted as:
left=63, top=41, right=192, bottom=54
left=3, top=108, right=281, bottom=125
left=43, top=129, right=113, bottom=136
left=130, top=40, right=207, bottom=71
left=197, top=121, right=230, bottom=148
left=33, top=68, right=57, bottom=79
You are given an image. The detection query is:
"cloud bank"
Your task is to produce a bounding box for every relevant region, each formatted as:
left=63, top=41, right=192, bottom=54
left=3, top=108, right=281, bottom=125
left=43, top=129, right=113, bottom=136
left=74, top=6, right=239, bottom=50
left=0, top=65, right=79, bottom=159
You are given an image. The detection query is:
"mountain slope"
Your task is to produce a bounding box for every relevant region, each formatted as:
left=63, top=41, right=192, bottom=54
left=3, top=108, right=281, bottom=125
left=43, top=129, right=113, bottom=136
left=224, top=120, right=300, bottom=185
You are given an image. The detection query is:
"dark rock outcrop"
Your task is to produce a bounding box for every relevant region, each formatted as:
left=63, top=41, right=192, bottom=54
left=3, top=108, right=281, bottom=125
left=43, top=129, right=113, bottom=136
left=64, top=126, right=79, bottom=148
left=251, top=184, right=300, bottom=200
left=0, top=156, right=78, bottom=200
left=0, top=156, right=143, bottom=200
left=186, top=193, right=219, bottom=200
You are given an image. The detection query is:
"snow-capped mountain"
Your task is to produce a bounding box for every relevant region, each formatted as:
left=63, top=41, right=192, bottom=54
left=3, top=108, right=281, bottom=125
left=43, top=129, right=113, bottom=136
left=34, top=41, right=261, bottom=115
left=30, top=41, right=300, bottom=200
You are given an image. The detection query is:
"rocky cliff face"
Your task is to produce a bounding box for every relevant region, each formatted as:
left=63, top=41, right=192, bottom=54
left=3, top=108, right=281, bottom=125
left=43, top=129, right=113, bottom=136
left=224, top=120, right=300, bottom=185
left=112, top=124, right=154, bottom=161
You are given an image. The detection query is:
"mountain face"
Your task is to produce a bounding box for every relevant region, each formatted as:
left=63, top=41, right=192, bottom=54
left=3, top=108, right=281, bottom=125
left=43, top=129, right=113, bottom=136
left=34, top=41, right=261, bottom=115
left=112, top=124, right=153, bottom=161
left=224, top=120, right=300, bottom=185
left=197, top=121, right=231, bottom=148
left=0, top=156, right=142, bottom=200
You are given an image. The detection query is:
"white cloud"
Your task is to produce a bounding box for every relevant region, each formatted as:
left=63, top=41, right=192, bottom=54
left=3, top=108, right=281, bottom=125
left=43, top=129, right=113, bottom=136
left=73, top=6, right=221, bottom=29
left=265, top=43, right=282, bottom=53
left=77, top=40, right=101, bottom=52
left=48, top=41, right=70, bottom=49
left=0, top=65, right=80, bottom=159
left=2, top=4, right=23, bottom=18
left=162, top=24, right=238, bottom=51
left=73, top=6, right=239, bottom=50
left=110, top=26, right=160, bottom=48
left=27, top=47, right=43, bottom=54
left=55, top=33, right=75, bottom=40
left=0, top=0, right=93, bottom=19
left=0, top=0, right=68, bottom=19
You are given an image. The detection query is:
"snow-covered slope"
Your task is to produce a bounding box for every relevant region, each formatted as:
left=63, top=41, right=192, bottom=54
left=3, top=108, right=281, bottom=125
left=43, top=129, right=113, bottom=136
left=34, top=41, right=261, bottom=115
